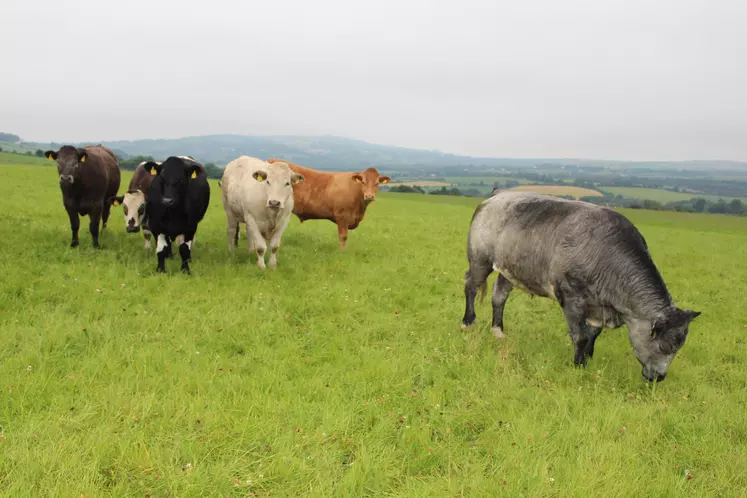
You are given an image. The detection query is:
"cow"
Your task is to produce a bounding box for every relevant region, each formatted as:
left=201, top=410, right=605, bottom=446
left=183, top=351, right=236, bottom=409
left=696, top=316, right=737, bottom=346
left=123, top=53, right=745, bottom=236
left=266, top=158, right=391, bottom=248
left=44, top=144, right=121, bottom=248
left=461, top=191, right=701, bottom=382
left=220, top=156, right=304, bottom=269
left=107, top=161, right=159, bottom=249
left=143, top=156, right=210, bottom=274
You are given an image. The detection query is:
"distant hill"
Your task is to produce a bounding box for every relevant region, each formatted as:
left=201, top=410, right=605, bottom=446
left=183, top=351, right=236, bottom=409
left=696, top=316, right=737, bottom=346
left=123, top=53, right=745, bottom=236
left=7, top=133, right=747, bottom=172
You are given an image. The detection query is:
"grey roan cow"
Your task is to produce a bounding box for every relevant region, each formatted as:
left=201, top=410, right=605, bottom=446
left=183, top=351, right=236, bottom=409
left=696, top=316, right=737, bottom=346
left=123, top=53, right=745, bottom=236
left=461, top=191, right=701, bottom=382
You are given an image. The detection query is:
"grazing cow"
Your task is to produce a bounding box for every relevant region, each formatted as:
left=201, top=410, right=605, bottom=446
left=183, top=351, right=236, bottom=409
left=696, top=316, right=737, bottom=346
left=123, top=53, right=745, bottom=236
left=266, top=158, right=391, bottom=248
left=108, top=161, right=159, bottom=248
left=462, top=191, right=701, bottom=382
left=45, top=145, right=121, bottom=248
left=144, top=156, right=210, bottom=274
left=220, top=156, right=304, bottom=269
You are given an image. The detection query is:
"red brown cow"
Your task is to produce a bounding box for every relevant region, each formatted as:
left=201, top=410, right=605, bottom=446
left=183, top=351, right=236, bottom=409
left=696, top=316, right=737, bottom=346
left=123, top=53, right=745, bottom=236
left=267, top=159, right=391, bottom=248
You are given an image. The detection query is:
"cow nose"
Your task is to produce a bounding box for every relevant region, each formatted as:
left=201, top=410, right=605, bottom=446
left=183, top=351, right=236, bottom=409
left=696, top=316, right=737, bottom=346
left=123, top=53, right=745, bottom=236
left=268, top=200, right=281, bottom=208
left=162, top=197, right=174, bottom=206
left=59, top=175, right=73, bottom=184
left=642, top=367, right=666, bottom=382
left=364, top=194, right=375, bottom=201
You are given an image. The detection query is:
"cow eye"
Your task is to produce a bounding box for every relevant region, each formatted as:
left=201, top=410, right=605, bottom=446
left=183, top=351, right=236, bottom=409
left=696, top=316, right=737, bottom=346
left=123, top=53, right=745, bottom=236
left=123, top=206, right=129, bottom=215
left=285, top=182, right=290, bottom=186
left=138, top=205, right=145, bottom=213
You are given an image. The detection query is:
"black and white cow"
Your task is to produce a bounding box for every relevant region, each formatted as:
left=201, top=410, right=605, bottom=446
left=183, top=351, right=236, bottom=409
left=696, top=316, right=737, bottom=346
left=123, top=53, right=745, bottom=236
left=462, top=191, right=701, bottom=382
left=143, top=156, right=210, bottom=274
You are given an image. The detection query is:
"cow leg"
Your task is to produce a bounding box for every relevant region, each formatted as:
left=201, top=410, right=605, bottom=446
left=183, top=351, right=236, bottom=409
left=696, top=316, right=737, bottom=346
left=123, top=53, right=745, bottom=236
left=267, top=217, right=291, bottom=270
left=244, top=216, right=266, bottom=269
left=155, top=233, right=168, bottom=273
left=491, top=274, right=513, bottom=339
left=101, top=200, right=111, bottom=231
left=461, top=260, right=493, bottom=329
left=336, top=220, right=349, bottom=248
left=584, top=326, right=603, bottom=359
left=226, top=213, right=239, bottom=254
left=143, top=229, right=152, bottom=249
left=560, top=298, right=593, bottom=367
left=65, top=205, right=80, bottom=248
left=176, top=233, right=194, bottom=274
left=89, top=202, right=103, bottom=248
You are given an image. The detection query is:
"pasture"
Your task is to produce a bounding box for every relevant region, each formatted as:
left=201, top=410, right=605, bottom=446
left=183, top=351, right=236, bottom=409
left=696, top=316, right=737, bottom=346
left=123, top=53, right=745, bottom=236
left=603, top=186, right=743, bottom=203
left=508, top=184, right=603, bottom=199
left=1, top=159, right=746, bottom=497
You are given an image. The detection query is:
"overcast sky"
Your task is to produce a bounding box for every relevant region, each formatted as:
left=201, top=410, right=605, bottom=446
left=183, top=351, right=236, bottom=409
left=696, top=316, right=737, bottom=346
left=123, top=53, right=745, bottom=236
left=2, top=0, right=745, bottom=160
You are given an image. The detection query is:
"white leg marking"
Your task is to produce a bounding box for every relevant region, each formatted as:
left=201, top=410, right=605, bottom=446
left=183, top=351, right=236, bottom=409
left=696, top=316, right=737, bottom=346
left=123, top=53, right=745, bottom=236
left=144, top=238, right=151, bottom=249
left=175, top=234, right=185, bottom=246
left=492, top=326, right=505, bottom=339
left=156, top=234, right=167, bottom=254
left=186, top=240, right=192, bottom=250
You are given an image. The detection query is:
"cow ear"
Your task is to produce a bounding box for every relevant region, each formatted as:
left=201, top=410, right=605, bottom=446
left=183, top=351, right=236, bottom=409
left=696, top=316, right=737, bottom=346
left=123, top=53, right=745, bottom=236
left=78, top=150, right=87, bottom=163
left=378, top=176, right=391, bottom=185
left=352, top=174, right=363, bottom=184
left=143, top=161, right=161, bottom=176
left=108, top=195, right=124, bottom=206
left=291, top=173, right=304, bottom=185
left=186, top=165, right=201, bottom=180
left=45, top=150, right=58, bottom=161
left=253, top=170, right=267, bottom=182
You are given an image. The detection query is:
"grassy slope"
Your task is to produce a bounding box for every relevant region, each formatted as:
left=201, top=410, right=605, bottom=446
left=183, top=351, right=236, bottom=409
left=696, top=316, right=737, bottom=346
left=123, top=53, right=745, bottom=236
left=603, top=186, right=744, bottom=203
left=0, top=162, right=745, bottom=497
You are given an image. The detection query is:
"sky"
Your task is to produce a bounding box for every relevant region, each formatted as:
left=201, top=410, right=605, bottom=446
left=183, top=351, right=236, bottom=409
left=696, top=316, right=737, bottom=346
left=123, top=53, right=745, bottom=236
left=2, top=0, right=746, bottom=161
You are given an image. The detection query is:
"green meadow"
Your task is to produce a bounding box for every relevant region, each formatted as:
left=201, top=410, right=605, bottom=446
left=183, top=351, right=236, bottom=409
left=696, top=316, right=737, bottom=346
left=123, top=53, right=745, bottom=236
left=0, top=156, right=746, bottom=497
left=602, top=186, right=744, bottom=203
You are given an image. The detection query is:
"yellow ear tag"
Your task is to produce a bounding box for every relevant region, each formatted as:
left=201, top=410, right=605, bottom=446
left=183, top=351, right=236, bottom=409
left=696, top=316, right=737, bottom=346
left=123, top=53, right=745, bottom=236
left=191, top=171, right=197, bottom=179
left=150, top=169, right=157, bottom=176
left=47, top=155, right=53, bottom=161
left=355, top=177, right=362, bottom=184
left=80, top=156, right=86, bottom=163
left=113, top=200, right=119, bottom=206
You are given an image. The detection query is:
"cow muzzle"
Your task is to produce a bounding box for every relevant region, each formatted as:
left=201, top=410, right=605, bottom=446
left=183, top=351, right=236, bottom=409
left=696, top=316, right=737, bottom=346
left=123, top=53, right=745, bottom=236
left=642, top=366, right=667, bottom=382
left=363, top=194, right=376, bottom=204
left=59, top=175, right=74, bottom=185
left=162, top=197, right=175, bottom=207
left=267, top=200, right=282, bottom=209
left=127, top=225, right=141, bottom=233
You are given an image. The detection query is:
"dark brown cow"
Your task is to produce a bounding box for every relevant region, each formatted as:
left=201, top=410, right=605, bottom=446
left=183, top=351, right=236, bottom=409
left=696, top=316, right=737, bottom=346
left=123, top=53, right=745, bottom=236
left=107, top=161, right=158, bottom=249
left=267, top=158, right=391, bottom=248
left=45, top=145, right=121, bottom=248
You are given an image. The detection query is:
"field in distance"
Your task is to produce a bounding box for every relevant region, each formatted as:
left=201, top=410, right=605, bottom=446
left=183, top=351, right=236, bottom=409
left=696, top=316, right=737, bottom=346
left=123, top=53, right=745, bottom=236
left=603, top=186, right=744, bottom=203
left=1, top=157, right=746, bottom=496
left=508, top=184, right=603, bottom=199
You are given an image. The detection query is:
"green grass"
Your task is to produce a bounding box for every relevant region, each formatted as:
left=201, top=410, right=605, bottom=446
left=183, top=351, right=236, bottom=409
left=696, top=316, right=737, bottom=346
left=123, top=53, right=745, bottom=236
left=603, top=186, right=744, bottom=203
left=1, top=162, right=746, bottom=497
left=0, top=152, right=49, bottom=166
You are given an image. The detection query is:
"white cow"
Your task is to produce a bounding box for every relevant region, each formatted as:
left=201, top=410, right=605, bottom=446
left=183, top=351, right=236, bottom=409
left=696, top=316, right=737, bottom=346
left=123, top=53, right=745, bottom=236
left=220, top=156, right=304, bottom=269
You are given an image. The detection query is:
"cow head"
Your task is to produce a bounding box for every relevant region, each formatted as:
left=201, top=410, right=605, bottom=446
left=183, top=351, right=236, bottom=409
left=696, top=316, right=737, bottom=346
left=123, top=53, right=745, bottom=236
left=352, top=167, right=391, bottom=205
left=145, top=157, right=202, bottom=208
left=109, top=190, right=147, bottom=232
left=629, top=307, right=701, bottom=382
left=46, top=146, right=87, bottom=186
left=252, top=161, right=304, bottom=210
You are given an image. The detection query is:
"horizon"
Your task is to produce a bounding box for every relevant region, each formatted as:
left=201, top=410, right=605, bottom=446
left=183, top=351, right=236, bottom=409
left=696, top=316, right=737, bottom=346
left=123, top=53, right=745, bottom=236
left=7, top=131, right=747, bottom=165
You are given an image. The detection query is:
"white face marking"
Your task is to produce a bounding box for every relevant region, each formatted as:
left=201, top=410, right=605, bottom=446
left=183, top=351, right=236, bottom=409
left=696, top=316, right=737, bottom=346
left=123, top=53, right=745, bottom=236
left=123, top=191, right=146, bottom=228
left=156, top=234, right=167, bottom=254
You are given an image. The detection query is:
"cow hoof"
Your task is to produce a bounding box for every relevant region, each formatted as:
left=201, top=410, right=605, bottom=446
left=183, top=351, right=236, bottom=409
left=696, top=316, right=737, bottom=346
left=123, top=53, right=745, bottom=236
left=461, top=322, right=473, bottom=330
left=181, top=266, right=191, bottom=275
left=92, top=243, right=100, bottom=249
left=491, top=326, right=505, bottom=339
left=70, top=240, right=79, bottom=248
left=156, top=267, right=166, bottom=274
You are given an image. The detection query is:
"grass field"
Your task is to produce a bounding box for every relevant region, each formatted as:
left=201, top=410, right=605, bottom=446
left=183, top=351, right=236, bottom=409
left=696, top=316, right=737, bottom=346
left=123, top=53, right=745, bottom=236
left=603, top=187, right=743, bottom=203
left=508, top=185, right=603, bottom=199
left=1, top=160, right=746, bottom=497
left=445, top=177, right=533, bottom=185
